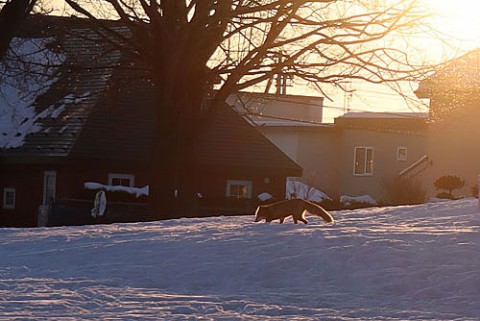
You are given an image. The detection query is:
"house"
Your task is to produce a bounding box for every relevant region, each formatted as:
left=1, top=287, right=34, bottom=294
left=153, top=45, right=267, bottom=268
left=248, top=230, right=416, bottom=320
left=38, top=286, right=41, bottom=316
left=415, top=49, right=480, bottom=198
left=227, top=92, right=339, bottom=196
left=333, top=112, right=429, bottom=204
left=0, top=15, right=301, bottom=227
left=255, top=121, right=340, bottom=198
left=227, top=92, right=324, bottom=123
left=227, top=90, right=429, bottom=205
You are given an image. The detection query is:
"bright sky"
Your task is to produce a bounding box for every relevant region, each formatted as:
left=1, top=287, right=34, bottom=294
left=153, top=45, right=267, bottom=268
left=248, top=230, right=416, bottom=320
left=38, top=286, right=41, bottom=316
left=318, top=0, right=480, bottom=122
left=48, top=0, right=480, bottom=121
left=422, top=0, right=480, bottom=54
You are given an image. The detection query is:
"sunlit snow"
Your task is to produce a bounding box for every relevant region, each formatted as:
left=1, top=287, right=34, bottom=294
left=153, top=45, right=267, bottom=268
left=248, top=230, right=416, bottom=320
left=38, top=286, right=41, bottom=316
left=340, top=194, right=377, bottom=206
left=2, top=198, right=480, bottom=320
left=286, top=179, right=331, bottom=202
left=84, top=182, right=149, bottom=198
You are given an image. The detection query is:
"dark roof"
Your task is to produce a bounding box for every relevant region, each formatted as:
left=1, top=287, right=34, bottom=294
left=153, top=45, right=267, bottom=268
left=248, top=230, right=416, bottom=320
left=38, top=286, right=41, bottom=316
left=0, top=20, right=120, bottom=158
left=334, top=113, right=428, bottom=134
left=198, top=106, right=302, bottom=173
left=71, top=74, right=301, bottom=173
left=70, top=76, right=155, bottom=162
left=0, top=15, right=301, bottom=175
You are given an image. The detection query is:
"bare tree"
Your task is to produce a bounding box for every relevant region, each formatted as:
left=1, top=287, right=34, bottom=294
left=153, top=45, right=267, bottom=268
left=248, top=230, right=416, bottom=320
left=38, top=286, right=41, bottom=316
left=61, top=0, right=435, bottom=218
left=0, top=0, right=37, bottom=59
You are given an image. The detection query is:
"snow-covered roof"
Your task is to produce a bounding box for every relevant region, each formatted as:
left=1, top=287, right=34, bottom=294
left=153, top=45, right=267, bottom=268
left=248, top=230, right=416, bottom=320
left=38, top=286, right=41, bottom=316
left=0, top=16, right=301, bottom=175
left=340, top=111, right=429, bottom=119
left=334, top=111, right=429, bottom=134
left=0, top=37, right=65, bottom=148
left=0, top=19, right=123, bottom=157
left=249, top=119, right=334, bottom=128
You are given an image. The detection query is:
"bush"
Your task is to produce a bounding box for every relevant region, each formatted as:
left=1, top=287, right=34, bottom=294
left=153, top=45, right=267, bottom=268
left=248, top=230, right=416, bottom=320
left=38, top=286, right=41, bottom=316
left=434, top=175, right=465, bottom=199
left=472, top=185, right=478, bottom=198
left=436, top=192, right=456, bottom=200
left=383, top=176, right=427, bottom=205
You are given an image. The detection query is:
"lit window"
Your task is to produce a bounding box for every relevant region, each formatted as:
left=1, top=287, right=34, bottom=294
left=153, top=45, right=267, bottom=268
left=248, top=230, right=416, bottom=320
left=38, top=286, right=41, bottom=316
left=397, top=147, right=408, bottom=161
left=108, top=173, right=135, bottom=187
left=226, top=180, right=253, bottom=199
left=3, top=187, right=15, bottom=209
left=354, top=147, right=374, bottom=175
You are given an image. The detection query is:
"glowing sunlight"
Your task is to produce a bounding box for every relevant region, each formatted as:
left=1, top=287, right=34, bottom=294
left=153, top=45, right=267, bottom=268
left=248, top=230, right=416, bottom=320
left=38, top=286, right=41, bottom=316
left=421, top=0, right=480, bottom=59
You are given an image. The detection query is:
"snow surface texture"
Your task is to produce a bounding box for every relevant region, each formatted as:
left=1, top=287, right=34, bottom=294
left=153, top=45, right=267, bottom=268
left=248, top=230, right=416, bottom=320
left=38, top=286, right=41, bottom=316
left=2, top=198, right=480, bottom=320
left=0, top=38, right=65, bottom=148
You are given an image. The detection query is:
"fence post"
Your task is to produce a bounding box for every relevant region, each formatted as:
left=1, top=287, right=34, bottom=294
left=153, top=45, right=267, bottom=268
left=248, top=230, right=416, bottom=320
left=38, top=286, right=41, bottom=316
left=478, top=174, right=480, bottom=212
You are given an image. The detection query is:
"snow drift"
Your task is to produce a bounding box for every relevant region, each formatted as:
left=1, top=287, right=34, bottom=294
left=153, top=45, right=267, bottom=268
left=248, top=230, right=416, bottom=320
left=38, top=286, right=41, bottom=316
left=1, top=198, right=480, bottom=320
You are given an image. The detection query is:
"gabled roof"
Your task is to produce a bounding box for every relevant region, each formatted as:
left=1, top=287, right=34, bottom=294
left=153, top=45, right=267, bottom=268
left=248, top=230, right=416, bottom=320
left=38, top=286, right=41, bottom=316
left=70, top=76, right=155, bottom=162
left=71, top=74, right=301, bottom=173
left=0, top=16, right=120, bottom=158
left=198, top=105, right=302, bottom=173
left=0, top=15, right=301, bottom=175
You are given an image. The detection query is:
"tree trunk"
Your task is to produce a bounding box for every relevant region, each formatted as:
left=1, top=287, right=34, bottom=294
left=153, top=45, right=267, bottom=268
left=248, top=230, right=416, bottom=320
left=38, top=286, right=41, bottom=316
left=148, top=63, right=205, bottom=219
left=0, top=0, right=35, bottom=59
left=148, top=89, right=178, bottom=220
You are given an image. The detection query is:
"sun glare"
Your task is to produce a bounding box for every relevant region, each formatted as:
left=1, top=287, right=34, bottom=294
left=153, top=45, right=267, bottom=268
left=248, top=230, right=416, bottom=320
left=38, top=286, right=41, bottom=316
left=421, top=0, right=480, bottom=58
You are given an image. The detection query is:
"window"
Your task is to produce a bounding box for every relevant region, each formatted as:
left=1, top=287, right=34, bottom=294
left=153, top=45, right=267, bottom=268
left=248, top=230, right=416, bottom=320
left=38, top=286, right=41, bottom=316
left=3, top=188, right=15, bottom=209
left=226, top=180, right=253, bottom=199
left=397, top=146, right=408, bottom=161
left=354, top=147, right=374, bottom=175
left=108, top=173, right=135, bottom=187
left=43, top=171, right=56, bottom=205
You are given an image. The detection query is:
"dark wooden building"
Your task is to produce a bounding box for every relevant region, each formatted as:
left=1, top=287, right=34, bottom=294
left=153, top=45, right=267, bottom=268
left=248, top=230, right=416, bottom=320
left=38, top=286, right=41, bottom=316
left=0, top=16, right=301, bottom=227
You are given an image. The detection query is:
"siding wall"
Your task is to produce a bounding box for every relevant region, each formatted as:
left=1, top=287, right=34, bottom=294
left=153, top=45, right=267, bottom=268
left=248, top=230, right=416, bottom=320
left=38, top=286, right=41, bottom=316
left=338, top=128, right=427, bottom=203
left=1, top=164, right=53, bottom=226
left=1, top=162, right=289, bottom=226
left=423, top=101, right=480, bottom=198
left=258, top=126, right=340, bottom=198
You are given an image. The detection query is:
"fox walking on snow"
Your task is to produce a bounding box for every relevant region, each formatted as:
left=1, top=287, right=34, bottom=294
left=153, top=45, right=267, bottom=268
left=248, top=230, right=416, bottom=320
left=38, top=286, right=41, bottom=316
left=254, top=198, right=334, bottom=224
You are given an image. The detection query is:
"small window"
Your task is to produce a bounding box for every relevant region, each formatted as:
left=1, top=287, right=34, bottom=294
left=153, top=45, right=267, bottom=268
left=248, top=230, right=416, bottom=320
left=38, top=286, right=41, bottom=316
left=226, top=180, right=253, bottom=199
left=3, top=188, right=16, bottom=209
left=397, top=147, right=408, bottom=161
left=108, top=173, right=135, bottom=187
left=354, top=147, right=374, bottom=176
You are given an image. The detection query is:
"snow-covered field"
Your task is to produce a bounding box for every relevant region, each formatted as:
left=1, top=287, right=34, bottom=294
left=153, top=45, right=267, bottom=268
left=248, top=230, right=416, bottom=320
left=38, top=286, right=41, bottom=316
left=2, top=198, right=480, bottom=320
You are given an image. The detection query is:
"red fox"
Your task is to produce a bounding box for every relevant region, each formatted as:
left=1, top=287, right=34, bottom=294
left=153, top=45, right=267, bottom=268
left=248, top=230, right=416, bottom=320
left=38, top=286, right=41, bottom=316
left=254, top=198, right=335, bottom=224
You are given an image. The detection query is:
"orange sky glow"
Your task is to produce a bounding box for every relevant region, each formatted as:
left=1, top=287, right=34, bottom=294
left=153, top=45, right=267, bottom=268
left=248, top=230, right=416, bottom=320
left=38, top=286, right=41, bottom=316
left=47, top=0, right=480, bottom=120
left=420, top=0, right=480, bottom=60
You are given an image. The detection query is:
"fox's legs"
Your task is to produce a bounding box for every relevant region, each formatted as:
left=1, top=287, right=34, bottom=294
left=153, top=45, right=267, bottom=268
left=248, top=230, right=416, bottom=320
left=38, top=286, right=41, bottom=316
left=292, top=218, right=308, bottom=224
left=294, top=211, right=308, bottom=224
left=298, top=217, right=308, bottom=224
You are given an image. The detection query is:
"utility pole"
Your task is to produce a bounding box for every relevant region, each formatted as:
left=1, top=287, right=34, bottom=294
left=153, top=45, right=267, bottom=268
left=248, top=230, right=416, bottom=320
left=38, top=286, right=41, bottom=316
left=343, top=81, right=354, bottom=114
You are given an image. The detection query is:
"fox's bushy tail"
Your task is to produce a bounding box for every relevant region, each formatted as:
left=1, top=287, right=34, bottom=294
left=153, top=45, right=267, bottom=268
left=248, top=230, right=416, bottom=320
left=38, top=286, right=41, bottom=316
left=302, top=200, right=335, bottom=224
